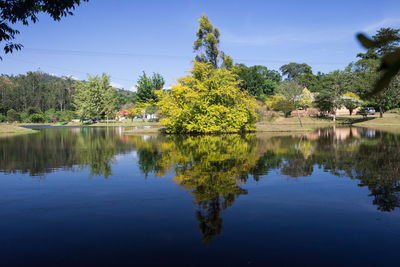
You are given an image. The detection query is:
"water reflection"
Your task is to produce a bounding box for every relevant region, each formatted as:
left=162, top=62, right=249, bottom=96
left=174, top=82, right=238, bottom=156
left=1, top=127, right=400, bottom=244
left=0, top=127, right=134, bottom=177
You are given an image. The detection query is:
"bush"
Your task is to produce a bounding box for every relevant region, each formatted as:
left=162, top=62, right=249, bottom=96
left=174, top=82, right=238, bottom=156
left=28, top=113, right=45, bottom=123
left=265, top=95, right=294, bottom=117
left=45, top=109, right=58, bottom=122
left=19, top=112, right=29, bottom=122
left=0, top=114, right=6, bottom=122
left=6, top=109, right=21, bottom=122
left=57, top=110, right=76, bottom=121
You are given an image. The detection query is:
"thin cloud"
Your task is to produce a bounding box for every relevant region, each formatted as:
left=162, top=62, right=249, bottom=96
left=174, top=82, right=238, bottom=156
left=110, top=81, right=124, bottom=89
left=129, top=85, right=137, bottom=92
left=362, top=18, right=400, bottom=32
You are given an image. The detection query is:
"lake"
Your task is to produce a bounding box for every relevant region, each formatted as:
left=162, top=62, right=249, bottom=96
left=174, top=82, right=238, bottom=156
left=1, top=127, right=400, bottom=266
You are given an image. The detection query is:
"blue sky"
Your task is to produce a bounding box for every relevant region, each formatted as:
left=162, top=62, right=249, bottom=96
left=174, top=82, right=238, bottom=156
left=1, top=0, right=400, bottom=90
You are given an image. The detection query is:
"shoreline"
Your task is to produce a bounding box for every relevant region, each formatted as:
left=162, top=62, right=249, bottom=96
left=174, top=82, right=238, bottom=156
left=1, top=114, right=399, bottom=137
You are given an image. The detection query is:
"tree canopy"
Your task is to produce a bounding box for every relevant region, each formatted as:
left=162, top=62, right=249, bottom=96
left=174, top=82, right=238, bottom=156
left=234, top=64, right=281, bottom=99
left=135, top=72, right=165, bottom=103
left=157, top=61, right=257, bottom=133
left=74, top=73, right=116, bottom=119
left=279, top=62, right=312, bottom=81
left=193, top=14, right=232, bottom=69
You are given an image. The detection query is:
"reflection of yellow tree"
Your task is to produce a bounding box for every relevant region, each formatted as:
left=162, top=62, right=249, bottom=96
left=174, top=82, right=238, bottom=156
left=127, top=134, right=266, bottom=245
left=125, top=129, right=400, bottom=242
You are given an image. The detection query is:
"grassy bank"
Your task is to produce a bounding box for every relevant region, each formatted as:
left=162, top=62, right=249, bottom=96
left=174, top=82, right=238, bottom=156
left=3, top=114, right=400, bottom=137
left=256, top=116, right=333, bottom=132
left=353, top=113, right=400, bottom=133
left=256, top=114, right=400, bottom=132
left=52, top=120, right=161, bottom=127
left=0, top=123, right=37, bottom=137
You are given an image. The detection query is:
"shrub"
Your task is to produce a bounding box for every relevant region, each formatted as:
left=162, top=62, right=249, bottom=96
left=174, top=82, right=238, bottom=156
left=28, top=113, right=45, bottom=123
left=265, top=95, right=295, bottom=117
left=45, top=109, right=58, bottom=122
left=0, top=114, right=6, bottom=122
left=6, top=109, right=21, bottom=122
left=19, top=112, right=29, bottom=122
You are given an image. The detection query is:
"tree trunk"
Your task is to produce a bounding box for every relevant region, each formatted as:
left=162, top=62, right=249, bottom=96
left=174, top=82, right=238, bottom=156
left=295, top=103, right=303, bottom=128
left=379, top=106, right=383, bottom=118
left=333, top=109, right=336, bottom=122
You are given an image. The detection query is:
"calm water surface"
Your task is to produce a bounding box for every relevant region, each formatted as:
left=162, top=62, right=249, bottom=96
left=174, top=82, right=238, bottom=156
left=1, top=127, right=400, bottom=266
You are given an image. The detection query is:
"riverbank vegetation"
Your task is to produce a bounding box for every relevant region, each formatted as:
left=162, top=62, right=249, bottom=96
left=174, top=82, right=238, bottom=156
left=0, top=124, right=36, bottom=137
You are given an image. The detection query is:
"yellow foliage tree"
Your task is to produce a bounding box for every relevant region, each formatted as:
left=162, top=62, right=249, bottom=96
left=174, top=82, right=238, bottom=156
left=157, top=61, right=257, bottom=133
left=298, top=88, right=313, bottom=109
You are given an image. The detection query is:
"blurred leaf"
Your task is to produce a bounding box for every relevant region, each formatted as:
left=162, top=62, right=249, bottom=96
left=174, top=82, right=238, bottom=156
left=370, top=60, right=400, bottom=95
left=357, top=33, right=378, bottom=49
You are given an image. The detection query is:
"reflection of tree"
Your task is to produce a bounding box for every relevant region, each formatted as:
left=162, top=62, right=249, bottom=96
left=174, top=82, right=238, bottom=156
left=127, top=129, right=400, bottom=243
left=129, top=134, right=264, bottom=245
left=0, top=128, right=133, bottom=177
left=3, top=126, right=400, bottom=243
left=303, top=128, right=400, bottom=212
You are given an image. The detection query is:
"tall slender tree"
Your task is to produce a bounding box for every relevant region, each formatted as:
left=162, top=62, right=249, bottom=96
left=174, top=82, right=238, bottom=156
left=193, top=14, right=232, bottom=69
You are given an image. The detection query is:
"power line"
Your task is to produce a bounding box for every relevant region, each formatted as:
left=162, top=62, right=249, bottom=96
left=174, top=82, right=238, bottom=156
left=22, top=47, right=349, bottom=65
left=6, top=57, right=136, bottom=82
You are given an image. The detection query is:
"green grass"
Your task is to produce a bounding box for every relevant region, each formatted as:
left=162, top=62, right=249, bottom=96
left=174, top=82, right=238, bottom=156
left=3, top=114, right=400, bottom=136
left=353, top=113, right=400, bottom=133
left=0, top=123, right=37, bottom=137
left=256, top=114, right=400, bottom=132
left=256, top=116, right=332, bottom=132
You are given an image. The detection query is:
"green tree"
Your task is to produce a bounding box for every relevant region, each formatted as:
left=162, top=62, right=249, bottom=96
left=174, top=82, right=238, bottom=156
left=102, top=84, right=116, bottom=122
left=280, top=63, right=312, bottom=81
left=315, top=90, right=336, bottom=115
left=0, top=0, right=88, bottom=56
left=265, top=95, right=295, bottom=117
left=193, top=14, right=232, bottom=69
left=350, top=57, right=399, bottom=117
left=278, top=81, right=304, bottom=126
left=136, top=72, right=165, bottom=103
left=234, top=64, right=281, bottom=99
left=343, top=99, right=359, bottom=116
left=6, top=108, right=20, bottom=122
left=74, top=73, right=111, bottom=120
left=318, top=70, right=349, bottom=121
left=157, top=61, right=257, bottom=133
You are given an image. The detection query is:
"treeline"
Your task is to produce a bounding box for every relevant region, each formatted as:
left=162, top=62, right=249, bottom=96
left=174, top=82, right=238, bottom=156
left=1, top=15, right=399, bottom=127
left=154, top=15, right=400, bottom=133
left=0, top=71, right=136, bottom=122
left=233, top=28, right=400, bottom=120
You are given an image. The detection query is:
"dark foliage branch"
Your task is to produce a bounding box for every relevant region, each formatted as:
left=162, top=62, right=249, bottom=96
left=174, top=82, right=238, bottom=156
left=357, top=32, right=400, bottom=95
